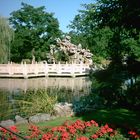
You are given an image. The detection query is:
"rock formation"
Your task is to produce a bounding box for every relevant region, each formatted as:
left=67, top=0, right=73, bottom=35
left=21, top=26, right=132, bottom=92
left=47, top=36, right=93, bottom=65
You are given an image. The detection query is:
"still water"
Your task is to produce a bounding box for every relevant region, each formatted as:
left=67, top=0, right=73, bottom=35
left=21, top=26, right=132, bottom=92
left=0, top=77, right=92, bottom=120
left=0, top=77, right=91, bottom=93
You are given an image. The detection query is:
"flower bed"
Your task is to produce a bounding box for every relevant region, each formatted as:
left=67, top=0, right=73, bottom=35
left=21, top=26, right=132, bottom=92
left=0, top=119, right=140, bottom=139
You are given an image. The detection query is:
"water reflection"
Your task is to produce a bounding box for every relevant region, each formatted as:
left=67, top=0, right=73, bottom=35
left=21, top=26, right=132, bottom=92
left=0, top=77, right=91, bottom=92
left=0, top=77, right=92, bottom=121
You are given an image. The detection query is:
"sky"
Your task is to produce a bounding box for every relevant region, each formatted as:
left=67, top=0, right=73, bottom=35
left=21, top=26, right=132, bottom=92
left=0, top=0, right=94, bottom=32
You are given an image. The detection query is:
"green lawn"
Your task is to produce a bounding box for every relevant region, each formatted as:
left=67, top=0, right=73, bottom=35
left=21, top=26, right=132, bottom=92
left=77, top=108, right=140, bottom=133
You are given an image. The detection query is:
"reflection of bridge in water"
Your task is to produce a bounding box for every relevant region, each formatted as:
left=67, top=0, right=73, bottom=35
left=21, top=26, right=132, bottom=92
left=0, top=77, right=92, bottom=93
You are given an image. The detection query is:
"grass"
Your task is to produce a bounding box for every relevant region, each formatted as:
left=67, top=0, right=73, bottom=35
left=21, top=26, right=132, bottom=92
left=77, top=108, right=140, bottom=132
left=16, top=108, right=140, bottom=133
left=16, top=116, right=78, bottom=132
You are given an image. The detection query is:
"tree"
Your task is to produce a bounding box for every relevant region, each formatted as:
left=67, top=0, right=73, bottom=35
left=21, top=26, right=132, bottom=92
left=68, top=4, right=113, bottom=61
left=9, top=2, right=62, bottom=62
left=0, top=16, right=14, bottom=63
left=94, top=0, right=140, bottom=62
left=69, top=1, right=140, bottom=63
left=69, top=0, right=140, bottom=109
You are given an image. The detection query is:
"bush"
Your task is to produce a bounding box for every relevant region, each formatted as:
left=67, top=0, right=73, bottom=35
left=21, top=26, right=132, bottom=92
left=15, top=89, right=57, bottom=117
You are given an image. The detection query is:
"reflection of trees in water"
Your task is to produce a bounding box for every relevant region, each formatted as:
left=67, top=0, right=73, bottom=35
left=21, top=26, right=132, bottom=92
left=0, top=90, right=12, bottom=121
left=0, top=77, right=91, bottom=120
left=46, top=87, right=90, bottom=103
left=0, top=86, right=91, bottom=120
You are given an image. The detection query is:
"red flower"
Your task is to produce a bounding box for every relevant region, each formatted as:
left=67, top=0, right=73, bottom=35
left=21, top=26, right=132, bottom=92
left=90, top=120, right=98, bottom=127
left=28, top=124, right=41, bottom=138
left=128, top=130, right=136, bottom=135
left=8, top=136, right=17, bottom=140
left=85, top=121, right=92, bottom=127
left=9, top=126, right=19, bottom=133
left=41, top=133, right=53, bottom=140
left=104, top=124, right=109, bottom=129
left=73, top=120, right=85, bottom=130
left=53, top=136, right=58, bottom=140
left=107, top=127, right=113, bottom=133
left=128, top=130, right=140, bottom=139
left=68, top=127, right=76, bottom=134
left=61, top=131, right=69, bottom=138
left=51, top=127, right=58, bottom=132
left=100, top=127, right=107, bottom=134
left=0, top=127, right=7, bottom=134
left=52, top=126, right=66, bottom=132
left=91, top=134, right=98, bottom=139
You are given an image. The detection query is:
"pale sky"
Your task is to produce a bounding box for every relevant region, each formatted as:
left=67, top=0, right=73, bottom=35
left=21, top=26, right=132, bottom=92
left=0, top=0, right=94, bottom=32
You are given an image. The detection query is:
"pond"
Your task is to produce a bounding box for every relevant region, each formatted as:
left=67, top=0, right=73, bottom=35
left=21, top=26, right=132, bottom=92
left=0, top=77, right=92, bottom=121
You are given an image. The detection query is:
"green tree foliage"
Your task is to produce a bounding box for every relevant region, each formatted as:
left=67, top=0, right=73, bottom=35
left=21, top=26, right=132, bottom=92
left=93, top=0, right=140, bottom=80
left=68, top=4, right=114, bottom=61
left=0, top=16, right=14, bottom=63
left=66, top=31, right=89, bottom=49
left=96, top=0, right=140, bottom=30
left=69, top=1, right=140, bottom=62
left=70, top=0, right=140, bottom=110
left=9, top=3, right=62, bottom=62
left=95, top=0, right=140, bottom=62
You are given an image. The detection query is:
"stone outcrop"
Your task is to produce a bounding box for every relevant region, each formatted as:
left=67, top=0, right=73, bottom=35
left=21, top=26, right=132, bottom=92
left=47, top=36, right=93, bottom=64
left=54, top=102, right=74, bottom=117
left=28, top=113, right=51, bottom=123
left=15, top=115, right=28, bottom=125
left=0, top=119, right=15, bottom=127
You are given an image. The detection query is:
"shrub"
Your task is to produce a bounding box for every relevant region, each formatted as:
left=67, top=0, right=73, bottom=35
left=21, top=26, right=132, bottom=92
left=15, top=89, right=57, bottom=117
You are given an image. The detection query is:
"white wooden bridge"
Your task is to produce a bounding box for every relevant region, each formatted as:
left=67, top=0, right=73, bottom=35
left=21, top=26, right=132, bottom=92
left=0, top=62, right=91, bottom=78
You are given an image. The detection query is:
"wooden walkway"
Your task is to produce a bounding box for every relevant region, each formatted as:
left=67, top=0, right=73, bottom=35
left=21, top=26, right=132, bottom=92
left=0, top=62, right=91, bottom=78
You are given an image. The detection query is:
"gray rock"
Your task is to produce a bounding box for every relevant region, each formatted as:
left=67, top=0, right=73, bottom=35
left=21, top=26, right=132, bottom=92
left=54, top=102, right=74, bottom=117
left=39, top=114, right=51, bottom=121
left=15, top=115, right=28, bottom=125
left=50, top=115, right=57, bottom=120
left=29, top=113, right=51, bottom=123
left=0, top=120, right=15, bottom=127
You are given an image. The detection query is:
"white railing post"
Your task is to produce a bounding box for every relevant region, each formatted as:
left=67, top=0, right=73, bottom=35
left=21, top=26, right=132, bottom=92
left=23, top=62, right=28, bottom=79
left=71, top=62, right=75, bottom=77
left=57, top=62, right=61, bottom=74
left=35, top=62, right=38, bottom=75
left=45, top=62, right=48, bottom=77
left=80, top=61, right=83, bottom=74
left=52, top=61, right=55, bottom=74
left=8, top=62, right=13, bottom=76
left=8, top=62, right=11, bottom=75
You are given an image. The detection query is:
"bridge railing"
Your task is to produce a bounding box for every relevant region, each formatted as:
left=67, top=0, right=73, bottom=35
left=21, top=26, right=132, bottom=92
left=0, top=62, right=90, bottom=78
